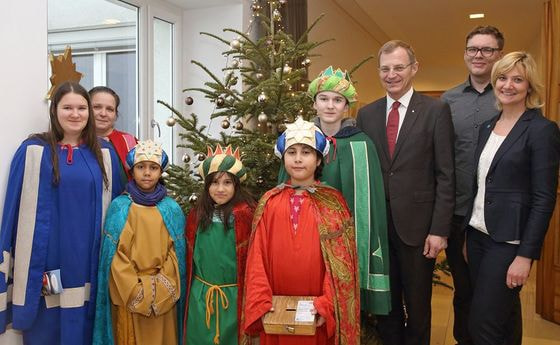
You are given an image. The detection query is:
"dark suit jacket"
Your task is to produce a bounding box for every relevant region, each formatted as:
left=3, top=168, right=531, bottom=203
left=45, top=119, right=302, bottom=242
left=357, top=91, right=455, bottom=246
left=464, top=108, right=560, bottom=259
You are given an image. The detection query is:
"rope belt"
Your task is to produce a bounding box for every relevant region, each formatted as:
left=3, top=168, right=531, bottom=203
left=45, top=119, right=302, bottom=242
left=194, top=275, right=237, bottom=344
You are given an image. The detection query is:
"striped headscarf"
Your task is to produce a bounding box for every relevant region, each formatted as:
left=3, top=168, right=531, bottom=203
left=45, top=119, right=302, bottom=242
left=198, top=144, right=247, bottom=182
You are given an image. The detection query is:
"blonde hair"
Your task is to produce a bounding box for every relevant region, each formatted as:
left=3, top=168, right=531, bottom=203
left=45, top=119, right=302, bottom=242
left=491, top=51, right=544, bottom=110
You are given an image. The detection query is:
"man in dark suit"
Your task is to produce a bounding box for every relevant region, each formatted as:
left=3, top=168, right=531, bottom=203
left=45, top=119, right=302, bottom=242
left=357, top=40, right=455, bottom=345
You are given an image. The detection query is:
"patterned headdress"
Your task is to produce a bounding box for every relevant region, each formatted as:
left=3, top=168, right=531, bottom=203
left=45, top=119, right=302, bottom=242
left=308, top=66, right=357, bottom=104
left=126, top=140, right=169, bottom=170
left=274, top=117, right=330, bottom=158
left=198, top=144, right=247, bottom=182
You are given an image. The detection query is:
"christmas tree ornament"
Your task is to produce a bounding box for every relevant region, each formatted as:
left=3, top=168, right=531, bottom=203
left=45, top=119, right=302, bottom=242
left=282, top=64, right=292, bottom=73
left=230, top=39, right=241, bottom=49
left=235, top=121, right=244, bottom=130
left=258, top=112, right=268, bottom=123
left=257, top=92, right=268, bottom=103
left=182, top=153, right=191, bottom=163
left=267, top=122, right=273, bottom=129
left=230, top=59, right=240, bottom=68
left=255, top=73, right=264, bottom=80
left=216, top=96, right=225, bottom=107
left=230, top=76, right=239, bottom=85
left=272, top=8, right=282, bottom=21
left=188, top=193, right=198, bottom=205
left=166, top=116, right=176, bottom=126
left=185, top=96, right=194, bottom=105
left=221, top=119, right=231, bottom=129
left=265, top=39, right=273, bottom=47
left=301, top=58, right=312, bottom=67
left=256, top=176, right=265, bottom=186
left=196, top=153, right=206, bottom=161
left=279, top=0, right=287, bottom=4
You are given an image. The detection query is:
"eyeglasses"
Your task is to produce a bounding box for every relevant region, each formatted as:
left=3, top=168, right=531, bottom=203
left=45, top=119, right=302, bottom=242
left=465, top=47, right=500, bottom=57
left=378, top=62, right=414, bottom=74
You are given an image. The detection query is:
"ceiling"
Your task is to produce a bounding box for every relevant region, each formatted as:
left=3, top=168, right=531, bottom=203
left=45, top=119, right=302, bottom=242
left=164, top=0, right=241, bottom=10
left=336, top=0, right=544, bottom=69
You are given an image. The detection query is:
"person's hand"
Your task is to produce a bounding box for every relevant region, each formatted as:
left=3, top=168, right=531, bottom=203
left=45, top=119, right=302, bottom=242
left=260, top=307, right=275, bottom=323
left=311, top=308, right=326, bottom=327
left=423, top=234, right=447, bottom=258
left=506, top=256, right=532, bottom=289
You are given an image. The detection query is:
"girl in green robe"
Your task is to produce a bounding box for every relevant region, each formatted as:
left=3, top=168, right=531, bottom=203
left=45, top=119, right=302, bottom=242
left=184, top=144, right=255, bottom=345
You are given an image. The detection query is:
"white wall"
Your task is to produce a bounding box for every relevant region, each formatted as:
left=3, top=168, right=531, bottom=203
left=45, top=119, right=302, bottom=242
left=181, top=3, right=244, bottom=140
left=0, top=0, right=47, bottom=340
left=308, top=0, right=385, bottom=105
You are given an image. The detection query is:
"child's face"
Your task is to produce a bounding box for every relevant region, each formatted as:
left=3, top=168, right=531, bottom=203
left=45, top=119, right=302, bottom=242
left=209, top=172, right=235, bottom=206
left=313, top=91, right=348, bottom=125
left=283, top=144, right=321, bottom=186
left=132, top=161, right=162, bottom=192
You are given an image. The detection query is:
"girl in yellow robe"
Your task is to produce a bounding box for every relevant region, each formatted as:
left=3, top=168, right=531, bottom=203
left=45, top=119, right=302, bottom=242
left=93, top=140, right=186, bottom=345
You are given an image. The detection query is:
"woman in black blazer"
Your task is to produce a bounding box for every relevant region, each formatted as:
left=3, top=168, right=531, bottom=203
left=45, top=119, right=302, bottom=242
left=464, top=52, right=560, bottom=345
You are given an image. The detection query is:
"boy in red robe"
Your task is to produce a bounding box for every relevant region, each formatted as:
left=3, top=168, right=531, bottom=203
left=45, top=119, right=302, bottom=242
left=243, top=117, right=360, bottom=345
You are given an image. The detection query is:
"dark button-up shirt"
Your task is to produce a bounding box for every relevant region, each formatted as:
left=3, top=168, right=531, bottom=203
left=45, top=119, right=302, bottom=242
left=442, top=77, right=498, bottom=216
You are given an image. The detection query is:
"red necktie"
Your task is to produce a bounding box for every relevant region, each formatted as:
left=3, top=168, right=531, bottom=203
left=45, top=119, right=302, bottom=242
left=386, top=101, right=400, bottom=158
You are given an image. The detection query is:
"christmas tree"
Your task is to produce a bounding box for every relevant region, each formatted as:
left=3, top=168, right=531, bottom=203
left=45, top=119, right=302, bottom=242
left=159, top=0, right=338, bottom=212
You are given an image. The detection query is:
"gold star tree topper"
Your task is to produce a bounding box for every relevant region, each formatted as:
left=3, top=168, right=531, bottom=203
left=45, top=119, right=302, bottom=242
left=46, top=46, right=83, bottom=100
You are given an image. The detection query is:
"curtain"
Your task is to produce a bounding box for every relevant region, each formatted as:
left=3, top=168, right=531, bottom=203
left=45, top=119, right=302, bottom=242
left=541, top=0, right=559, bottom=123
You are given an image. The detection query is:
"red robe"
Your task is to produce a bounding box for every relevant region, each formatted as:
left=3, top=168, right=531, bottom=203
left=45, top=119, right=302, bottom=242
left=244, top=184, right=360, bottom=345
left=184, top=202, right=254, bottom=345
left=107, top=129, right=138, bottom=179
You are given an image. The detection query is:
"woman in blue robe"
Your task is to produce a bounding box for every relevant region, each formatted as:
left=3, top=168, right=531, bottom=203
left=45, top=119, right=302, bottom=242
left=0, top=81, right=123, bottom=344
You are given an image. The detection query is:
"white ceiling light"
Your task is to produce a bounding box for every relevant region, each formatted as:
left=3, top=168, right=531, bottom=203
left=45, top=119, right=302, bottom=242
left=469, top=13, right=485, bottom=19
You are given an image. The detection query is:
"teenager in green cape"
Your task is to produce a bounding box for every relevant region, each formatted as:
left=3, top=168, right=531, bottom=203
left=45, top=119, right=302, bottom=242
left=183, top=144, right=255, bottom=345
left=279, top=66, right=391, bottom=340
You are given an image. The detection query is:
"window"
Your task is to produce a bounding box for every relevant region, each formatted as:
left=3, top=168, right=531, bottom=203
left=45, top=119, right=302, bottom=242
left=48, top=0, right=138, bottom=136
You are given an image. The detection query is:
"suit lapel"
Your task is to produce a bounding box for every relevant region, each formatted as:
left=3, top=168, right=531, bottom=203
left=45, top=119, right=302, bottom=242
left=391, top=92, right=420, bottom=163
left=488, top=110, right=534, bottom=173
left=373, top=98, right=391, bottom=164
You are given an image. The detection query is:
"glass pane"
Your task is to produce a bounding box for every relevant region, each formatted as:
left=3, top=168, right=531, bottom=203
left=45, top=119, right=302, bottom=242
left=47, top=0, right=138, bottom=136
left=72, top=55, right=94, bottom=90
left=107, top=51, right=137, bottom=135
left=153, top=18, right=174, bottom=160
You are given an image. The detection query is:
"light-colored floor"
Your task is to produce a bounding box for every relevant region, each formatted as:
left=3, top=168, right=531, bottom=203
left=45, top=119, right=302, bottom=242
left=431, top=261, right=560, bottom=345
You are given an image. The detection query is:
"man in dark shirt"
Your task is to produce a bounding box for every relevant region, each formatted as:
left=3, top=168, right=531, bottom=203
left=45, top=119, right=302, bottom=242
left=441, top=25, right=504, bottom=345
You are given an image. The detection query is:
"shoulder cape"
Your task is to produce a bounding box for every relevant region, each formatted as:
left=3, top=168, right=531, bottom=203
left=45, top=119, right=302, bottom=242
left=93, top=195, right=186, bottom=345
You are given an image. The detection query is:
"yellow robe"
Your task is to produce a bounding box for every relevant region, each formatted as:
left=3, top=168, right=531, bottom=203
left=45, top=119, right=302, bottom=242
left=109, top=203, right=181, bottom=345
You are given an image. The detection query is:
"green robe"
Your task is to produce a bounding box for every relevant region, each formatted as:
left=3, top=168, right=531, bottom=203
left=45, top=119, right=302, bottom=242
left=279, top=120, right=391, bottom=315
left=186, top=215, right=238, bottom=345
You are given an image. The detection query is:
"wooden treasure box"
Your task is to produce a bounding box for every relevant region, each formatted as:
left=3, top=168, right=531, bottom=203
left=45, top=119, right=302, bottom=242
left=262, top=295, right=317, bottom=336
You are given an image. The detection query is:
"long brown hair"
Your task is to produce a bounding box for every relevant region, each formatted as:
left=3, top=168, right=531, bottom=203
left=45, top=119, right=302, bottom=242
left=196, top=171, right=255, bottom=231
left=31, top=81, right=108, bottom=186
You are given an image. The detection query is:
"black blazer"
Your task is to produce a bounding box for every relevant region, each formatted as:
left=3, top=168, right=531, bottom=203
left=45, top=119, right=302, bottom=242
left=357, top=91, right=455, bottom=246
left=465, top=108, right=560, bottom=259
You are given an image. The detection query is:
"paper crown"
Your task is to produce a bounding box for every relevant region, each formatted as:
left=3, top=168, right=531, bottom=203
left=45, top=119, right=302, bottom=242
left=274, top=117, right=329, bottom=158
left=198, top=144, right=247, bottom=182
left=308, top=66, right=357, bottom=104
left=126, top=140, right=169, bottom=170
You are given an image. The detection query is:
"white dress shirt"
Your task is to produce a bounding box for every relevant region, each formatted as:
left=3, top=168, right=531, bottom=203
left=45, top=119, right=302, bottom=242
left=386, top=87, right=414, bottom=140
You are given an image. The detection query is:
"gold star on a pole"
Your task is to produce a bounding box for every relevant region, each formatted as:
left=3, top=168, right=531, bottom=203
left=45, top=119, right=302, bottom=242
left=46, top=46, right=83, bottom=100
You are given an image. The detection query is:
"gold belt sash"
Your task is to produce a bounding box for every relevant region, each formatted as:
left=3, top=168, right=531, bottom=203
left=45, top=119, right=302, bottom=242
left=194, top=275, right=237, bottom=344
